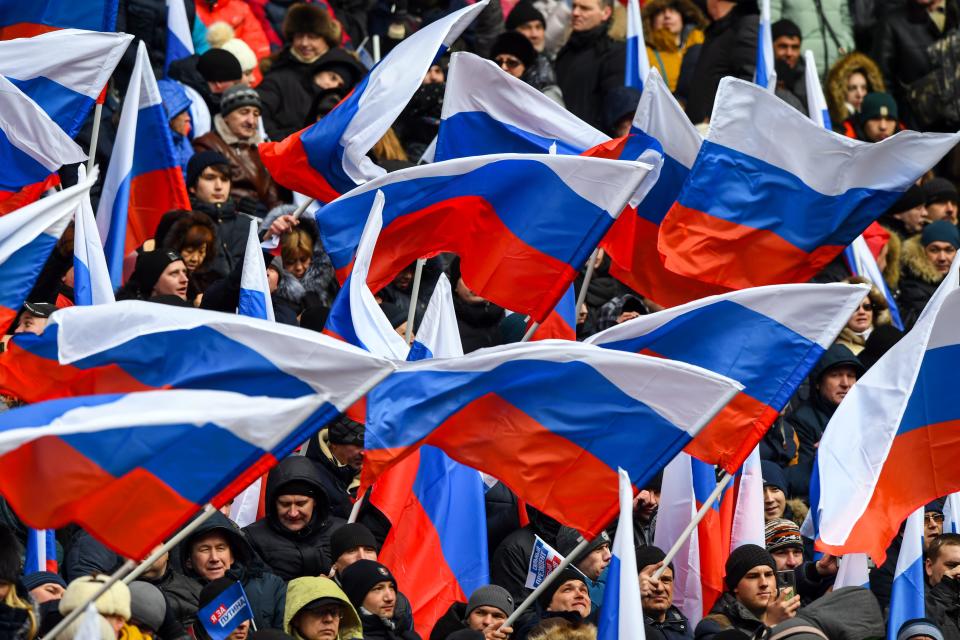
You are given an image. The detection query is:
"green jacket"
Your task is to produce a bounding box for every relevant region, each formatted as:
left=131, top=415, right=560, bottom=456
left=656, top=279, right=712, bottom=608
left=284, top=577, right=363, bottom=640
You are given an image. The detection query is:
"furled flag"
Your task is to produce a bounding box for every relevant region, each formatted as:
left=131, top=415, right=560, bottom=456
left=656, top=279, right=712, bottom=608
left=834, top=554, right=870, bottom=589
left=658, top=77, right=960, bottom=291
left=315, top=154, right=654, bottom=323
left=73, top=167, right=114, bottom=306
left=0, top=171, right=95, bottom=331
left=165, top=0, right=194, bottom=74
left=602, top=68, right=730, bottom=308
left=0, top=30, right=132, bottom=137
left=0, top=74, right=86, bottom=215
left=0, top=302, right=397, bottom=407
left=97, top=41, right=191, bottom=286
left=812, top=256, right=960, bottom=563
left=324, top=190, right=410, bottom=359
left=944, top=493, right=960, bottom=534
left=525, top=535, right=565, bottom=589
left=803, top=50, right=831, bottom=129
left=586, top=283, right=867, bottom=472
left=625, top=0, right=650, bottom=90
left=258, top=2, right=488, bottom=203
left=363, top=340, right=742, bottom=539
left=407, top=273, right=458, bottom=361
left=239, top=219, right=275, bottom=322
left=0, top=0, right=118, bottom=40
left=199, top=580, right=255, bottom=640
left=755, top=0, right=776, bottom=90
left=844, top=223, right=904, bottom=330
left=25, top=528, right=57, bottom=573
left=887, top=509, right=926, bottom=640
left=436, top=52, right=609, bottom=161
left=728, top=447, right=765, bottom=550
left=598, top=468, right=646, bottom=640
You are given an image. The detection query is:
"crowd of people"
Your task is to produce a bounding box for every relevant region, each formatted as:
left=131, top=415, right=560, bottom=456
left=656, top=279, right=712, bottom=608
left=3, top=0, right=960, bottom=638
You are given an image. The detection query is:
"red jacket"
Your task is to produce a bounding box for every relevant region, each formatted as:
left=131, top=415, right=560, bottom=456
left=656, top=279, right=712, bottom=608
left=196, top=0, right=272, bottom=60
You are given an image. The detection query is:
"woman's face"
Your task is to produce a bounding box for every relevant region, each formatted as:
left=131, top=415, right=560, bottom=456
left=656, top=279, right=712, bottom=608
left=653, top=7, right=683, bottom=34
left=284, top=251, right=312, bottom=280
left=362, top=581, right=397, bottom=618
left=846, top=71, right=868, bottom=112
left=180, top=243, right=207, bottom=271
left=153, top=260, right=189, bottom=300
left=847, top=295, right=874, bottom=333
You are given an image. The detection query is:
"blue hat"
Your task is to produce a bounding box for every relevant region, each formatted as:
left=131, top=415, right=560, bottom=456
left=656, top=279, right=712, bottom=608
left=157, top=78, right=192, bottom=121
left=921, top=220, right=960, bottom=249
left=897, top=618, right=944, bottom=640
left=22, top=571, right=66, bottom=592
left=761, top=460, right=788, bottom=493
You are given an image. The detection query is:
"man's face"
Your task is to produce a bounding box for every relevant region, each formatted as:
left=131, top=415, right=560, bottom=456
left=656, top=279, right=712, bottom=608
left=864, top=116, right=897, bottom=142
left=422, top=64, right=445, bottom=85
left=227, top=620, right=251, bottom=640
left=926, top=544, right=960, bottom=585
left=570, top=0, right=611, bottom=32
left=29, top=582, right=65, bottom=604
left=577, top=544, right=612, bottom=580
left=363, top=581, right=397, bottom=618
left=516, top=20, right=545, bottom=51
left=153, top=260, right=189, bottom=300
left=189, top=532, right=234, bottom=580
left=925, top=241, right=957, bottom=274
left=641, top=566, right=674, bottom=617
left=773, top=35, right=801, bottom=68
left=818, top=366, right=858, bottom=406
left=224, top=106, right=260, bottom=140
left=635, top=489, right=660, bottom=523
left=547, top=580, right=591, bottom=616
left=734, top=565, right=777, bottom=615
left=293, top=32, right=329, bottom=61
left=926, top=512, right=945, bottom=547
left=927, top=200, right=959, bottom=224
left=191, top=167, right=231, bottom=204
left=334, top=546, right=378, bottom=574
left=763, top=486, right=787, bottom=521
left=295, top=604, right=342, bottom=640
left=771, top=547, right=804, bottom=571
left=277, top=494, right=315, bottom=532
left=329, top=443, right=364, bottom=471
left=467, top=606, right=508, bottom=632
left=14, top=312, right=47, bottom=335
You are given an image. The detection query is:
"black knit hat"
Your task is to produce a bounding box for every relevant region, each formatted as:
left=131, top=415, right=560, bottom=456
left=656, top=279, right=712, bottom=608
left=22, top=571, right=66, bottom=592
left=130, top=250, right=183, bottom=299
left=887, top=184, right=925, bottom=216
left=537, top=567, right=588, bottom=610
left=275, top=479, right=318, bottom=499
left=328, top=415, right=364, bottom=446
left=725, top=544, right=776, bottom=590
left=0, top=525, right=22, bottom=584
left=506, top=0, right=546, bottom=30
left=339, top=560, right=396, bottom=610
left=197, top=48, right=243, bottom=83
left=924, top=177, right=959, bottom=205
left=771, top=19, right=801, bottom=41
left=555, top=527, right=610, bottom=561
left=636, top=545, right=670, bottom=572
left=23, top=301, right=58, bottom=319
left=187, top=150, right=231, bottom=188
left=330, top=523, right=378, bottom=561
left=490, top=31, right=537, bottom=69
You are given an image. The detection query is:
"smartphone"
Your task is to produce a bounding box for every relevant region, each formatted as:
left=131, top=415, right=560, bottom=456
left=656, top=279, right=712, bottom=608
left=777, top=570, right=797, bottom=599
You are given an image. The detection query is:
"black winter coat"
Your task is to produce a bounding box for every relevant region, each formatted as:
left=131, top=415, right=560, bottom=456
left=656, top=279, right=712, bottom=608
left=490, top=511, right=562, bottom=607
left=145, top=567, right=203, bottom=630
left=304, top=429, right=360, bottom=521
left=898, top=235, right=946, bottom=330
left=429, top=602, right=469, bottom=640
left=784, top=394, right=835, bottom=497
left=554, top=25, right=627, bottom=130
left=243, top=456, right=346, bottom=580
left=645, top=606, right=693, bottom=640
left=191, top=198, right=258, bottom=276
left=685, top=4, right=759, bottom=124
left=62, top=529, right=122, bottom=583
left=694, top=592, right=767, bottom=640
left=928, top=576, right=960, bottom=640
left=259, top=49, right=320, bottom=141
left=452, top=296, right=504, bottom=353
left=358, top=611, right=422, bottom=640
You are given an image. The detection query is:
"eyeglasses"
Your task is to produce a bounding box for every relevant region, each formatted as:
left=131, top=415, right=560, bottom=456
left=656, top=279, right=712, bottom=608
left=311, top=606, right=342, bottom=620
left=495, top=56, right=522, bottom=69
left=859, top=302, right=874, bottom=311
left=926, top=513, right=945, bottom=524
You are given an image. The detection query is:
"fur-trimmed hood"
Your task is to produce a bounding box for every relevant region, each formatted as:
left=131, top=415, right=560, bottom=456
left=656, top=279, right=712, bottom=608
left=642, top=0, right=708, bottom=52
left=825, top=52, right=886, bottom=129
left=901, top=234, right=946, bottom=285
left=882, top=228, right=902, bottom=290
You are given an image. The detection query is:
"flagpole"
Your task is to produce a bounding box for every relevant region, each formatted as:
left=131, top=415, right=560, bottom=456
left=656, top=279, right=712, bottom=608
left=653, top=471, right=734, bottom=580
left=575, top=248, right=599, bottom=317
left=40, top=504, right=219, bottom=640
left=520, top=321, right=540, bottom=342
left=502, top=537, right=592, bottom=627
left=86, top=103, right=103, bottom=174
left=348, top=493, right=365, bottom=523
left=405, top=258, right=426, bottom=344
left=292, top=197, right=315, bottom=220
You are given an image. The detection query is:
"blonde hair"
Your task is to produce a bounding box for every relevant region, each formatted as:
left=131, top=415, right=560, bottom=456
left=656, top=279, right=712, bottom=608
left=4, top=587, right=37, bottom=640
left=281, top=228, right=313, bottom=264
left=371, top=128, right=408, bottom=163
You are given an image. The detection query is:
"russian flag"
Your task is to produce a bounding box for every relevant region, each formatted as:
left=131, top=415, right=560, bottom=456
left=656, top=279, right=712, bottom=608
left=0, top=74, right=86, bottom=215
left=625, top=0, right=650, bottom=90
left=812, top=257, right=960, bottom=563
left=73, top=167, right=114, bottom=306
left=370, top=278, right=489, bottom=638
left=324, top=190, right=411, bottom=359
left=803, top=50, right=831, bottom=129
left=316, top=154, right=655, bottom=323
left=888, top=509, right=926, bottom=640
left=834, top=553, right=870, bottom=589
left=25, top=528, right=57, bottom=573
left=0, top=389, right=360, bottom=560
left=0, top=171, right=95, bottom=331
left=97, top=41, right=191, bottom=287
left=165, top=0, right=195, bottom=74
left=843, top=228, right=904, bottom=330
left=530, top=285, right=576, bottom=341
left=598, top=468, right=645, bottom=640
left=239, top=220, right=275, bottom=322
left=362, top=340, right=742, bottom=539
left=0, top=30, right=132, bottom=137
left=258, top=2, right=488, bottom=204
left=0, top=301, right=397, bottom=407
left=658, top=77, right=960, bottom=291
left=586, top=282, right=867, bottom=472
left=945, top=493, right=960, bottom=534
left=755, top=0, right=775, bottom=90
left=0, top=0, right=118, bottom=40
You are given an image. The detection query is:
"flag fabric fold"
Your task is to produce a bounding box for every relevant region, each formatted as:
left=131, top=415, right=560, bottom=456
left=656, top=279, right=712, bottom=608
left=0, top=0, right=119, bottom=40
left=755, top=0, right=776, bottom=90
left=25, top=527, right=57, bottom=573
left=598, top=468, right=646, bottom=640
left=239, top=219, right=275, bottom=322
left=887, top=508, right=925, bottom=640
left=73, top=167, right=114, bottom=306
left=165, top=0, right=195, bottom=74
left=803, top=50, right=831, bottom=129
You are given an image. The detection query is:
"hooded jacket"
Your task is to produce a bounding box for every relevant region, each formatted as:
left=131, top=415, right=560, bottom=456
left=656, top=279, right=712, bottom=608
left=304, top=427, right=361, bottom=520
left=793, top=586, right=884, bottom=640
left=190, top=197, right=258, bottom=276
left=178, top=511, right=286, bottom=630
left=642, top=0, right=708, bottom=91
left=645, top=605, right=693, bottom=640
left=244, top=456, right=346, bottom=580
left=825, top=51, right=886, bottom=128
left=193, top=114, right=281, bottom=209
left=283, top=576, right=363, bottom=640
left=157, top=79, right=196, bottom=180
left=897, top=234, right=946, bottom=329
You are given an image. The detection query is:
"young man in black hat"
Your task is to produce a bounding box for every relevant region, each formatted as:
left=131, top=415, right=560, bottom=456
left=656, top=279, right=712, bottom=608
left=13, top=302, right=57, bottom=336
left=923, top=178, right=959, bottom=225
left=306, top=415, right=366, bottom=520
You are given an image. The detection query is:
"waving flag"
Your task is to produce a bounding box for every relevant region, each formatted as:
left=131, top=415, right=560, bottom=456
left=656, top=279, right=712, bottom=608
left=530, top=285, right=576, bottom=341
left=25, top=528, right=57, bottom=573
left=317, top=154, right=653, bottom=323
left=73, top=168, right=114, bottom=306
left=165, top=0, right=195, bottom=74
left=0, top=75, right=86, bottom=215
left=259, top=2, right=487, bottom=203
left=625, top=0, right=650, bottom=90
left=0, top=0, right=118, bottom=39
left=587, top=283, right=866, bottom=472
left=0, top=301, right=397, bottom=406
left=755, top=0, right=775, bottom=90
left=436, top=52, right=609, bottom=160
left=888, top=509, right=925, bottom=640
left=407, top=273, right=458, bottom=360
left=526, top=535, right=564, bottom=588
left=97, top=42, right=191, bottom=286
left=239, top=220, right=274, bottom=322
left=803, top=50, right=831, bottom=129
left=0, top=30, right=132, bottom=137
left=813, top=258, right=960, bottom=562
left=199, top=581, right=255, bottom=640
left=363, top=341, right=741, bottom=538
left=0, top=172, right=95, bottom=330
left=598, top=468, right=646, bottom=640
left=658, top=77, right=960, bottom=291
left=324, top=191, right=410, bottom=359
left=843, top=224, right=904, bottom=330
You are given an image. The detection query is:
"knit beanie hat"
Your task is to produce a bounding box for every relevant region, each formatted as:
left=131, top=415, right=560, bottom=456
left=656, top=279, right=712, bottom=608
left=860, top=92, right=898, bottom=122
left=887, top=185, right=926, bottom=216
left=330, top=523, right=378, bottom=561
left=328, top=415, right=364, bottom=446
left=128, top=581, right=167, bottom=633
left=924, top=177, right=959, bottom=205
left=197, top=48, right=243, bottom=83
left=220, top=39, right=258, bottom=74
left=339, top=560, right=396, bottom=610
left=725, top=544, right=776, bottom=591
left=764, top=518, right=804, bottom=553
left=555, top=527, right=611, bottom=561
left=506, top=0, right=546, bottom=29
left=465, top=585, right=515, bottom=618
left=760, top=460, right=788, bottom=493
left=187, top=150, right=231, bottom=188
left=220, top=84, right=262, bottom=117
left=897, top=618, right=945, bottom=640
left=537, top=568, right=588, bottom=610
left=636, top=545, right=671, bottom=573
left=0, top=525, right=21, bottom=584
left=22, top=571, right=66, bottom=592
left=60, top=575, right=132, bottom=621
left=130, top=250, right=183, bottom=299
left=768, top=618, right=829, bottom=640
left=922, top=220, right=960, bottom=248
left=490, top=31, right=537, bottom=69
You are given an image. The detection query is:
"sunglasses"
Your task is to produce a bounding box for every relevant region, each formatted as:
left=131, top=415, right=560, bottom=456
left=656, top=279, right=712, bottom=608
left=495, top=56, right=522, bottom=69
left=859, top=302, right=873, bottom=311
left=926, top=513, right=945, bottom=524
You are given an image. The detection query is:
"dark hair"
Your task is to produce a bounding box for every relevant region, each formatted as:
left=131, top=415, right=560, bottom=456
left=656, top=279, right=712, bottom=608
left=927, top=533, right=960, bottom=562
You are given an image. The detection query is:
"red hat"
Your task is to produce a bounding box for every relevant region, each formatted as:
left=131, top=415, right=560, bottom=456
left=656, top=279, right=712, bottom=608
left=863, top=222, right=891, bottom=261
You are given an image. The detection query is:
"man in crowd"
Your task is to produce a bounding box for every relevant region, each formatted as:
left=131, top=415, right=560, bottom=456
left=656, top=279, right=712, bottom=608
left=899, top=220, right=959, bottom=327
left=638, top=546, right=692, bottom=640
left=555, top=528, right=612, bottom=608
left=306, top=416, right=365, bottom=520
left=926, top=534, right=960, bottom=637
left=924, top=178, right=959, bottom=224
left=849, top=93, right=901, bottom=142
left=771, top=19, right=807, bottom=110
left=432, top=585, right=515, bottom=640
left=765, top=519, right=837, bottom=602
